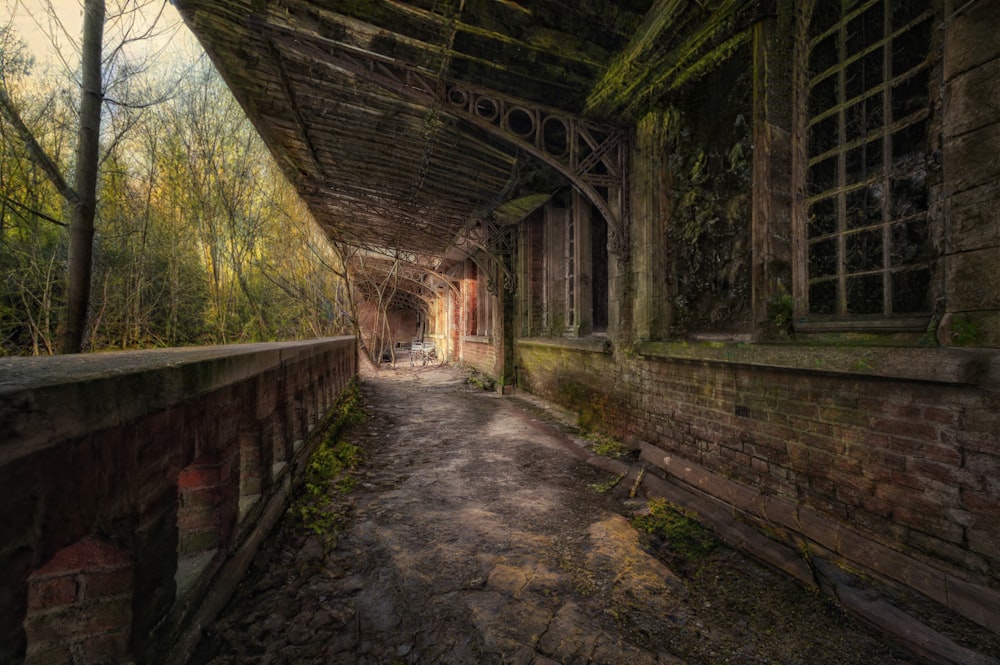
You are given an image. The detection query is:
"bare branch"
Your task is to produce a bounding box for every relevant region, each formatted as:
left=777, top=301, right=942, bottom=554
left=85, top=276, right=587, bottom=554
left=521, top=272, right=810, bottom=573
left=0, top=84, right=79, bottom=205
left=0, top=194, right=68, bottom=227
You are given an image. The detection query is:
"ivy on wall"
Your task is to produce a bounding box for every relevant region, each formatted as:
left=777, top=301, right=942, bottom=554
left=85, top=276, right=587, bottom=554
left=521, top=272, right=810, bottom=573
left=655, top=45, right=754, bottom=336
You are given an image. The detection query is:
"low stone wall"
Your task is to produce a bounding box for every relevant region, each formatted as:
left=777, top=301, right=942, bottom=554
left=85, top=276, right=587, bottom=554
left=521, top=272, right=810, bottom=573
left=0, top=338, right=357, bottom=664
left=515, top=338, right=1000, bottom=638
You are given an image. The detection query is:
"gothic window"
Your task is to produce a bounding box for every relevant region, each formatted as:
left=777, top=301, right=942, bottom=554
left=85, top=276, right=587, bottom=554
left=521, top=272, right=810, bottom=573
left=801, top=0, right=936, bottom=326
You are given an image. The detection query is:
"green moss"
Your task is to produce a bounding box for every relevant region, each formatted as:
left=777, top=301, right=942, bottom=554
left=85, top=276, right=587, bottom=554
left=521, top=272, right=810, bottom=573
left=557, top=380, right=609, bottom=431
left=950, top=317, right=984, bottom=346
left=293, top=379, right=366, bottom=537
left=631, top=498, right=719, bottom=566
left=589, top=471, right=627, bottom=494
left=465, top=368, right=497, bottom=391
left=765, top=293, right=794, bottom=340
left=587, top=1, right=754, bottom=120
left=589, top=434, right=624, bottom=458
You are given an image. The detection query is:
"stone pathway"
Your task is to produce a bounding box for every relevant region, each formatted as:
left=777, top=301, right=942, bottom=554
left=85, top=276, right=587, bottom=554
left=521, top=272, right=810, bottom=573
left=190, top=363, right=919, bottom=665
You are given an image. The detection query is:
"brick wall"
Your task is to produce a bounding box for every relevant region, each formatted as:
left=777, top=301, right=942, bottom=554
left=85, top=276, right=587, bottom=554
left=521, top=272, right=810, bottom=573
left=461, top=337, right=498, bottom=377
left=0, top=338, right=357, bottom=664
left=515, top=339, right=1000, bottom=634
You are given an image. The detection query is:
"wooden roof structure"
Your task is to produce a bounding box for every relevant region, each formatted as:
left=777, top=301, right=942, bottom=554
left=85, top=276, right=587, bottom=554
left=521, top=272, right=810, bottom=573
left=174, top=0, right=657, bottom=259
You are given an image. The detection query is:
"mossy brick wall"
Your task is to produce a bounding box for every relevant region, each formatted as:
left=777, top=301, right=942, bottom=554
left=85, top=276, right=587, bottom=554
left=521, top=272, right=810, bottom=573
left=0, top=338, right=357, bottom=664
left=515, top=340, right=1000, bottom=632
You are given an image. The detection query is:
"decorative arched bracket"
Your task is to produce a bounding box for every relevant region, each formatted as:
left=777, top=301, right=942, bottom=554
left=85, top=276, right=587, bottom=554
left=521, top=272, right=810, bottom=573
left=441, top=82, right=629, bottom=257
left=267, top=27, right=630, bottom=258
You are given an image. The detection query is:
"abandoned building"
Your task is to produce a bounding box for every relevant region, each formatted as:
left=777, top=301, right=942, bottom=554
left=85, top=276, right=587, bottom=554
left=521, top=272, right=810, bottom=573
left=1, top=0, right=998, bottom=662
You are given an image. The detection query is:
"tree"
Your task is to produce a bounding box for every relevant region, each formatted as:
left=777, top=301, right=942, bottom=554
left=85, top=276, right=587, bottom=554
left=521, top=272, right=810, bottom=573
left=2, top=6, right=351, bottom=354
left=0, top=0, right=104, bottom=353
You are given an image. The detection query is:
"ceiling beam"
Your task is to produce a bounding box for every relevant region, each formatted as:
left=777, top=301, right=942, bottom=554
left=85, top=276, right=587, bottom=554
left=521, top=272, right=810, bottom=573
left=255, top=19, right=631, bottom=257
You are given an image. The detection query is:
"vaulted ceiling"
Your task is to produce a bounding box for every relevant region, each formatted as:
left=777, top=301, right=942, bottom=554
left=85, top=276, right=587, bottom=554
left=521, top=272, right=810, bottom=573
left=174, top=0, right=656, bottom=261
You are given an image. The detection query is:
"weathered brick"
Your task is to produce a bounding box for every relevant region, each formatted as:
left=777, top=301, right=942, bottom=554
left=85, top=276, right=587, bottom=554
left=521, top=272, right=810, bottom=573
left=179, top=529, right=221, bottom=554
left=895, top=506, right=965, bottom=544
left=23, top=641, right=74, bottom=665
left=907, top=530, right=989, bottom=578
left=80, top=569, right=132, bottom=601
left=923, top=444, right=963, bottom=466
left=964, top=401, right=1000, bottom=434
left=27, top=576, right=77, bottom=611
left=965, top=451, right=1000, bottom=481
left=33, top=540, right=129, bottom=578
left=907, top=458, right=962, bottom=487
left=179, top=487, right=220, bottom=511
left=177, top=465, right=220, bottom=490
left=77, top=630, right=130, bottom=662
left=962, top=491, right=1000, bottom=517
left=870, top=417, right=939, bottom=444
left=24, top=598, right=131, bottom=642
left=857, top=493, right=892, bottom=519
left=943, top=2, right=1000, bottom=81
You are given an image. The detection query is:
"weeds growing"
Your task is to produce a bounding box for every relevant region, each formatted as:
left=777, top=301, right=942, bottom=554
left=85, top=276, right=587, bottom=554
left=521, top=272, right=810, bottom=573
left=294, top=378, right=366, bottom=536
left=631, top=497, right=719, bottom=568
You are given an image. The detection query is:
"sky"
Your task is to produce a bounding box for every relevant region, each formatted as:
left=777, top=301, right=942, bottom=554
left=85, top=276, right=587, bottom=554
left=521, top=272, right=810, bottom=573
left=6, top=0, right=195, bottom=68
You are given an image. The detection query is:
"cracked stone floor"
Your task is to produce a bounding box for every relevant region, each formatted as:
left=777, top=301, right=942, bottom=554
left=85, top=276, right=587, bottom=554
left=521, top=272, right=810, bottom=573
left=190, top=362, right=919, bottom=665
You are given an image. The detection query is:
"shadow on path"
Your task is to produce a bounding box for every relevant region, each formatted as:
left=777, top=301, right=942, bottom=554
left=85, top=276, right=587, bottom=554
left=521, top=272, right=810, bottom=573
left=191, top=364, right=916, bottom=665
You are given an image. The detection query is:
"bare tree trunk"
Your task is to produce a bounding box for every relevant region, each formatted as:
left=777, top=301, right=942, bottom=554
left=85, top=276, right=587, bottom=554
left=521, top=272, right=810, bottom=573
left=61, top=0, right=105, bottom=353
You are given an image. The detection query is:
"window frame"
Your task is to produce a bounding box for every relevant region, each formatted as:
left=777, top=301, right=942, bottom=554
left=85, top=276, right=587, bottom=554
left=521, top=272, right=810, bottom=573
left=792, top=0, right=940, bottom=332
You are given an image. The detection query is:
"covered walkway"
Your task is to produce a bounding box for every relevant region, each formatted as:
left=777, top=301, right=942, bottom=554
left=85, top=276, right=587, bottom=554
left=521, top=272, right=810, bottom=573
left=190, top=363, right=917, bottom=665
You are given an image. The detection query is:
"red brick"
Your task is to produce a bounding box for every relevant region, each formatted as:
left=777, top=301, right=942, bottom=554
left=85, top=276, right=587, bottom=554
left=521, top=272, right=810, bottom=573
left=180, top=486, right=220, bottom=511
left=962, top=491, right=1000, bottom=517
left=965, top=451, right=999, bottom=480
left=81, top=569, right=132, bottom=601
left=870, top=417, right=939, bottom=443
left=177, top=465, right=220, bottom=490
left=940, top=428, right=996, bottom=453
left=78, top=630, right=130, bottom=661
left=818, top=406, right=871, bottom=427
left=907, top=458, right=962, bottom=486
left=24, top=598, right=131, bottom=642
left=965, top=403, right=1000, bottom=433
left=874, top=482, right=926, bottom=507
left=23, top=641, right=74, bottom=665
left=894, top=506, right=965, bottom=544
left=922, top=406, right=961, bottom=425
left=33, top=540, right=129, bottom=578
left=857, top=493, right=892, bottom=519
left=924, top=444, right=963, bottom=465
left=27, top=576, right=77, bottom=610
left=177, top=504, right=219, bottom=531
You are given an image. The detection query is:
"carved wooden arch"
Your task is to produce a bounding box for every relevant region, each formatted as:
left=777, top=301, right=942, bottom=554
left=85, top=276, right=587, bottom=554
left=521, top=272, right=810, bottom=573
left=260, top=23, right=630, bottom=258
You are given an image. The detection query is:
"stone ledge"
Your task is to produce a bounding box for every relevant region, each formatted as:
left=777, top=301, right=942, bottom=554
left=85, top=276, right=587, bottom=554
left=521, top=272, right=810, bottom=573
left=517, top=336, right=612, bottom=354
left=639, top=444, right=1000, bottom=637
left=635, top=340, right=999, bottom=389
left=0, top=338, right=356, bottom=467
